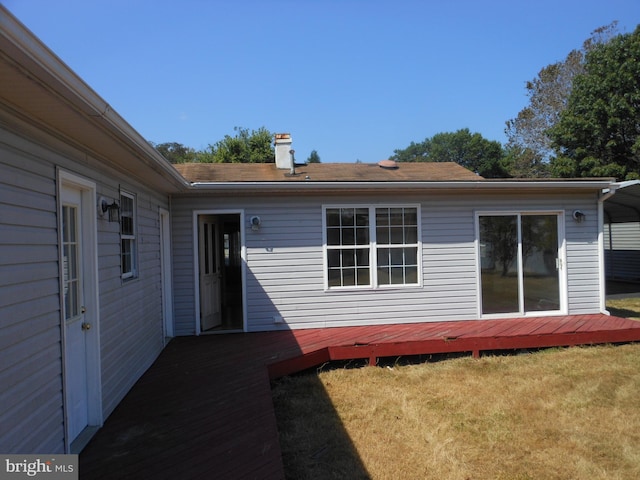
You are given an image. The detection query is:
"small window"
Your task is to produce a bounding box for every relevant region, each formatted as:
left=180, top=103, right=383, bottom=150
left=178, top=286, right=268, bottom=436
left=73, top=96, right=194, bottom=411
left=120, top=191, right=137, bottom=279
left=324, top=205, right=420, bottom=289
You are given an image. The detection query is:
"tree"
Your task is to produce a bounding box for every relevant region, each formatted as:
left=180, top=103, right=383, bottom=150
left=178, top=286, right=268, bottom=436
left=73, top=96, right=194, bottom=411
left=501, top=144, right=550, bottom=178
left=548, top=26, right=640, bottom=180
left=204, top=126, right=274, bottom=163
left=390, top=128, right=508, bottom=178
left=152, top=142, right=198, bottom=163
left=307, top=150, right=321, bottom=163
left=505, top=23, right=619, bottom=175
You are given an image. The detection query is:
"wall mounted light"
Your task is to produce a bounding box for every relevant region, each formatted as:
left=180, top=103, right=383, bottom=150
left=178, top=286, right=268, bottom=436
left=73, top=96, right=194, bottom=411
left=572, top=210, right=585, bottom=223
left=250, top=216, right=261, bottom=231
left=100, top=197, right=120, bottom=223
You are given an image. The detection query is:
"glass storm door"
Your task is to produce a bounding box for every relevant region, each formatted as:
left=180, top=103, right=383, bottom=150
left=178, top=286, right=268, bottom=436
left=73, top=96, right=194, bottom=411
left=479, top=214, right=561, bottom=315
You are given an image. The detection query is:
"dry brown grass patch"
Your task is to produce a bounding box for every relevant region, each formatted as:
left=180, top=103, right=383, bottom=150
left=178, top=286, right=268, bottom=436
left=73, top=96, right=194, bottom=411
left=608, top=297, right=640, bottom=320
left=273, top=344, right=640, bottom=479
left=273, top=298, right=640, bottom=479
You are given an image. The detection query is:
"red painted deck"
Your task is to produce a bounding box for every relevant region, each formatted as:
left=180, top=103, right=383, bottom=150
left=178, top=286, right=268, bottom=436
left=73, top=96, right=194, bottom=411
left=79, top=314, right=640, bottom=479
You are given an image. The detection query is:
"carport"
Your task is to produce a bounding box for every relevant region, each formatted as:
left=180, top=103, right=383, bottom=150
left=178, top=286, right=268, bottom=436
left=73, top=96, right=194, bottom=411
left=604, top=180, right=640, bottom=288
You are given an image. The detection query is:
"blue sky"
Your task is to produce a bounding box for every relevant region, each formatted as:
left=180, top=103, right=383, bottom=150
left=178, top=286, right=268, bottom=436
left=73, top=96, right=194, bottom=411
left=4, top=0, right=640, bottom=163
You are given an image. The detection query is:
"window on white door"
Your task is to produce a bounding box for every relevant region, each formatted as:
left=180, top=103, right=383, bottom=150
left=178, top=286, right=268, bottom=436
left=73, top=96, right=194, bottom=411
left=324, top=206, right=420, bottom=289
left=62, top=205, right=80, bottom=319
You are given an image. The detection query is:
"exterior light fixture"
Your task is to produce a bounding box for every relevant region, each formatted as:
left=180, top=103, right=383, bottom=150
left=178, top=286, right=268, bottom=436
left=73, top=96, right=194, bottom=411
left=250, top=216, right=261, bottom=231
left=100, top=197, right=120, bottom=223
left=572, top=210, right=585, bottom=223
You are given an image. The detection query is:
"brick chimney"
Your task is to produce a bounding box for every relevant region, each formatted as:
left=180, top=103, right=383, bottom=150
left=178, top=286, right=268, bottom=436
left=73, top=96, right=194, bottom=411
left=274, top=133, right=293, bottom=170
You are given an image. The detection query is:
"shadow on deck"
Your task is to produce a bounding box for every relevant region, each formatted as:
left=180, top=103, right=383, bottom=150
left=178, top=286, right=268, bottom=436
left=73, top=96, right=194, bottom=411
left=79, top=314, right=640, bottom=479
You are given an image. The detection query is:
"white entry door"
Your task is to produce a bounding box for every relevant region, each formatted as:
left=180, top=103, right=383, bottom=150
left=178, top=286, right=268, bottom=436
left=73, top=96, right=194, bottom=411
left=61, top=185, right=91, bottom=442
left=199, top=216, right=222, bottom=331
left=60, top=180, right=102, bottom=448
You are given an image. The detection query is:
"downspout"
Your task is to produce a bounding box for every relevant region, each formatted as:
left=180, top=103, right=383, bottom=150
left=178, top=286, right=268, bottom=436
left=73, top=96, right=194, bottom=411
left=598, top=186, right=618, bottom=314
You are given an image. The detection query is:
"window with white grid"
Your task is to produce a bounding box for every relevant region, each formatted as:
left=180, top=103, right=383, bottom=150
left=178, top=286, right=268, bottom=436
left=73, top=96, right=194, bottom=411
left=324, top=205, right=420, bottom=289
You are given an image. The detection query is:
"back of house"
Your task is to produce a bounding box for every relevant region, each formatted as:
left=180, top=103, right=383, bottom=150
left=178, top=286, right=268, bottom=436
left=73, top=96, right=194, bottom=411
left=0, top=7, right=184, bottom=453
left=0, top=4, right=629, bottom=459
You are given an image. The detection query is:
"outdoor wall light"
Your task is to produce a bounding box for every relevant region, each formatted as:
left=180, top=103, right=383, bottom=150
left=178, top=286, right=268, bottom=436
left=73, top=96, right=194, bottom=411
left=250, top=215, right=261, bottom=231
left=100, top=197, right=120, bottom=223
left=572, top=210, right=586, bottom=223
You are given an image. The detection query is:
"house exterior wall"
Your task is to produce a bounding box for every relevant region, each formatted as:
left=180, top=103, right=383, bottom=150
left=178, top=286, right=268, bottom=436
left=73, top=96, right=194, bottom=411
left=0, top=122, right=167, bottom=453
left=604, top=222, right=640, bottom=281
left=171, top=190, right=602, bottom=335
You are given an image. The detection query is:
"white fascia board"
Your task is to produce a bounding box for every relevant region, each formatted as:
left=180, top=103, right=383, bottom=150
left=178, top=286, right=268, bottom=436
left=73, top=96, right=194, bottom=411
left=614, top=180, right=640, bottom=189
left=188, top=180, right=614, bottom=193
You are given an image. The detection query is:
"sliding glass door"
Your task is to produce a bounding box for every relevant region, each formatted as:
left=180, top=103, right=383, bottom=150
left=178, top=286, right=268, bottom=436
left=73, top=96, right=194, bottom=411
left=479, top=213, right=562, bottom=316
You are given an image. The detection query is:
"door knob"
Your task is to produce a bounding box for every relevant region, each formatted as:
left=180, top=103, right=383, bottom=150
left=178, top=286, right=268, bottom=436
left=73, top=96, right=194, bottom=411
left=81, top=322, right=91, bottom=331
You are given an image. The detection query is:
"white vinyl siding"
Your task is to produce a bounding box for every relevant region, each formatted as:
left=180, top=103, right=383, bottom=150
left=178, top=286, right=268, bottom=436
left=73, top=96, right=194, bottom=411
left=171, top=191, right=603, bottom=334
left=99, top=188, right=166, bottom=417
left=564, top=205, right=602, bottom=314
left=0, top=125, right=167, bottom=453
left=0, top=138, right=63, bottom=453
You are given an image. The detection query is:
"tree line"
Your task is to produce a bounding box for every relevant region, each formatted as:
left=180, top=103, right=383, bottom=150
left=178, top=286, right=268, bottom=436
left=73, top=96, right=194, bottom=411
left=154, top=22, right=640, bottom=181
left=152, top=127, right=322, bottom=164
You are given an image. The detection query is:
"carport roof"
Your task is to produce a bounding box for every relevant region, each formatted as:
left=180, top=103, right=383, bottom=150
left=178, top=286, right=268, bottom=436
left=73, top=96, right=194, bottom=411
left=606, top=180, right=640, bottom=223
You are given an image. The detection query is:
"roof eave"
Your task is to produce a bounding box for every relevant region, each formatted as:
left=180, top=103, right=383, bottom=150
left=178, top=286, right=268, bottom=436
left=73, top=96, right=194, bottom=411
left=187, top=179, right=614, bottom=194
left=0, top=6, right=189, bottom=192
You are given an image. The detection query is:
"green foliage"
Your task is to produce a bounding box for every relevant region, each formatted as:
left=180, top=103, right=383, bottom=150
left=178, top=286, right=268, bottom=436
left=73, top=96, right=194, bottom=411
left=153, top=141, right=199, bottom=163
left=501, top=145, right=550, bottom=178
left=307, top=149, right=321, bottom=163
left=549, top=26, right=640, bottom=179
left=505, top=23, right=619, bottom=176
left=390, top=128, right=508, bottom=178
left=205, top=126, right=274, bottom=163
left=390, top=140, right=427, bottom=162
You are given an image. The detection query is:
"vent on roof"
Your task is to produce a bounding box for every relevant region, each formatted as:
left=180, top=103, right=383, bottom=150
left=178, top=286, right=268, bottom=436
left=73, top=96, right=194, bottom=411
left=378, top=159, right=398, bottom=169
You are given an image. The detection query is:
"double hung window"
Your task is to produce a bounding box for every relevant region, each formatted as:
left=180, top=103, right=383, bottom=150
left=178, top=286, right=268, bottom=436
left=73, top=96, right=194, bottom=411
left=324, top=206, right=420, bottom=289
left=120, top=191, right=137, bottom=279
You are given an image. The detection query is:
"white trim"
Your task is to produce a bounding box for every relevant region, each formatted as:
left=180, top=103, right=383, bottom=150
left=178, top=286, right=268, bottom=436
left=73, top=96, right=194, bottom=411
left=598, top=195, right=610, bottom=314
left=558, top=212, right=569, bottom=315
left=159, top=208, right=174, bottom=339
left=475, top=209, right=567, bottom=319
left=192, top=213, right=201, bottom=336
left=190, top=180, right=614, bottom=193
left=192, top=209, right=247, bottom=334
left=57, top=169, right=102, bottom=453
left=119, top=190, right=137, bottom=280
left=322, top=204, right=422, bottom=291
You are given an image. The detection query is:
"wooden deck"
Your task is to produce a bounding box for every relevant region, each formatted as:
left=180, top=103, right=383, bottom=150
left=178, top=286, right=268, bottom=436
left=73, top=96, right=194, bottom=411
left=79, top=314, right=640, bottom=479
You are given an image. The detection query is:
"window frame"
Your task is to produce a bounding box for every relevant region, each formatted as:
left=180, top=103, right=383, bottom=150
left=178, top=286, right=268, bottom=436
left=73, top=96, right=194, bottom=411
left=322, top=204, right=422, bottom=290
left=120, top=190, right=137, bottom=280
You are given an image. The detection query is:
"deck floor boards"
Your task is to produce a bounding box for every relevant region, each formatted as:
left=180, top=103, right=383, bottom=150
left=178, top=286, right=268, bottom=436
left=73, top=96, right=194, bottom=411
left=80, top=314, right=640, bottom=479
